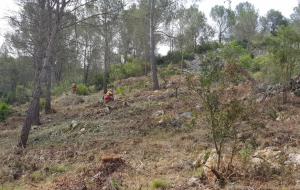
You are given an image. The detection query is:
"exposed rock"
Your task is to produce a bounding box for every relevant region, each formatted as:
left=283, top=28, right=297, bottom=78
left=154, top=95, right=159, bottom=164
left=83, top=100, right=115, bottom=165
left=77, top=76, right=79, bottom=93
left=250, top=147, right=283, bottom=173
left=193, top=150, right=219, bottom=181
left=180, top=112, right=193, bottom=119
left=187, top=177, right=200, bottom=186
left=70, top=120, right=79, bottom=128
left=285, top=153, right=300, bottom=167
left=104, top=107, right=111, bottom=114
left=152, top=110, right=164, bottom=117
left=294, top=89, right=300, bottom=97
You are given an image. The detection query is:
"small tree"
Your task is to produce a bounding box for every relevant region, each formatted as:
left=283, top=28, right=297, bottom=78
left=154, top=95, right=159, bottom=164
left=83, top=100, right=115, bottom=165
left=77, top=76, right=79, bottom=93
left=188, top=51, right=248, bottom=180
left=267, top=26, right=300, bottom=103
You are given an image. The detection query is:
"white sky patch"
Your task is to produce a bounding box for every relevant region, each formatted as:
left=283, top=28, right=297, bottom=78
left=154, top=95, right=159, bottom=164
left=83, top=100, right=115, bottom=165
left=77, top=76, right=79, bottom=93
left=0, top=0, right=19, bottom=46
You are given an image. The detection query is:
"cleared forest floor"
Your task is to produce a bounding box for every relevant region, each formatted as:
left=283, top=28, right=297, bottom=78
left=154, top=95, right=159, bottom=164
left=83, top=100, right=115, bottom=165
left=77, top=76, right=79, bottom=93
left=0, top=76, right=300, bottom=190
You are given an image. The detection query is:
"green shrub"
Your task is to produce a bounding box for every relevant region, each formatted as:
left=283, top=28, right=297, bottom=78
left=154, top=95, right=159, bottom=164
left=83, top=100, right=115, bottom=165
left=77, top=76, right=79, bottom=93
left=116, top=87, right=126, bottom=96
left=48, top=164, right=68, bottom=174
left=151, top=179, right=169, bottom=190
left=157, top=51, right=194, bottom=65
left=93, top=73, right=105, bottom=90
left=52, top=81, right=72, bottom=96
left=15, top=85, right=31, bottom=104
left=195, top=41, right=221, bottom=54
left=110, top=59, right=146, bottom=81
left=253, top=55, right=282, bottom=84
left=159, top=65, right=180, bottom=83
left=40, top=98, right=46, bottom=110
left=77, top=84, right=89, bottom=96
left=240, top=54, right=253, bottom=70
left=0, top=102, right=11, bottom=122
left=30, top=171, right=45, bottom=182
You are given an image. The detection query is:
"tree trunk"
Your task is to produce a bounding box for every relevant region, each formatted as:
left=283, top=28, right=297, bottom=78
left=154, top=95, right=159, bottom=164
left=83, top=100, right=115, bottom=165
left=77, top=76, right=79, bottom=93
left=150, top=0, right=159, bottom=90
left=103, top=14, right=109, bottom=94
left=18, top=0, right=69, bottom=147
left=31, top=55, right=42, bottom=126
left=45, top=56, right=53, bottom=114
left=19, top=65, right=42, bottom=147
left=83, top=38, right=88, bottom=85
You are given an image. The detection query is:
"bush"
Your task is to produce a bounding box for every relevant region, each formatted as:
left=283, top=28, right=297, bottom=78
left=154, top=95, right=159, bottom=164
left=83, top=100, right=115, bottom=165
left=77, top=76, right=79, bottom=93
left=151, top=179, right=169, bottom=190
left=253, top=55, right=282, bottom=83
left=0, top=102, right=11, bottom=122
left=195, top=41, right=221, bottom=54
left=15, top=85, right=31, bottom=104
left=240, top=54, right=253, bottom=70
left=110, top=59, right=146, bottom=81
left=40, top=98, right=46, bottom=110
left=52, top=81, right=72, bottom=96
left=159, top=64, right=180, bottom=83
left=77, top=84, right=89, bottom=96
left=93, top=73, right=105, bottom=90
left=157, top=51, right=194, bottom=65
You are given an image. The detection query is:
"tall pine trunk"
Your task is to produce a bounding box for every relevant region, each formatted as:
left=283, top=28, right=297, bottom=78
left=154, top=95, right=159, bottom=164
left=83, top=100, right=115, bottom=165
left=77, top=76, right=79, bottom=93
left=45, top=56, right=53, bottom=114
left=103, top=14, right=109, bottom=94
left=19, top=63, right=42, bottom=147
left=150, top=0, right=159, bottom=90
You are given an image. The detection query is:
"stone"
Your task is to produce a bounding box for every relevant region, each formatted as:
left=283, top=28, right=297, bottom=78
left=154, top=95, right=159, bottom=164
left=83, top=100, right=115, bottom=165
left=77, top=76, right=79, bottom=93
left=104, top=107, right=111, bottom=113
left=152, top=110, right=164, bottom=117
left=250, top=147, right=283, bottom=172
left=193, top=149, right=219, bottom=181
left=80, top=128, right=86, bottom=132
left=188, top=177, right=200, bottom=186
left=180, top=112, right=193, bottom=119
left=285, top=153, right=300, bottom=166
left=294, top=89, right=300, bottom=97
left=71, top=120, right=79, bottom=128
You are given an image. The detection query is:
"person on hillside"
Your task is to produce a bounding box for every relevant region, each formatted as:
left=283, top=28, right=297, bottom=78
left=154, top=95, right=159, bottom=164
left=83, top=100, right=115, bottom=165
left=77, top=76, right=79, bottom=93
left=103, top=89, right=114, bottom=104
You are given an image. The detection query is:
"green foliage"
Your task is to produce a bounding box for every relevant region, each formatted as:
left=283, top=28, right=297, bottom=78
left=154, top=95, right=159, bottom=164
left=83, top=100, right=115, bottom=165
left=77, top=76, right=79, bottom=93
left=48, top=164, right=68, bottom=174
left=30, top=171, right=45, bottom=182
left=52, top=81, right=73, bottom=96
left=157, top=51, right=194, bottom=65
left=253, top=55, right=282, bottom=83
left=221, top=41, right=249, bottom=64
left=111, top=179, right=122, bottom=190
left=77, top=84, right=90, bottom=96
left=116, top=87, right=126, bottom=96
left=151, top=179, right=169, bottom=190
left=110, top=59, right=146, bottom=81
left=93, top=73, right=105, bottom=91
left=0, top=102, right=11, bottom=122
left=264, top=26, right=300, bottom=102
left=195, top=42, right=221, bottom=54
left=188, top=51, right=249, bottom=171
left=40, top=98, right=46, bottom=110
left=15, top=85, right=31, bottom=104
left=239, top=144, right=254, bottom=164
left=159, top=65, right=180, bottom=83
left=240, top=54, right=253, bottom=70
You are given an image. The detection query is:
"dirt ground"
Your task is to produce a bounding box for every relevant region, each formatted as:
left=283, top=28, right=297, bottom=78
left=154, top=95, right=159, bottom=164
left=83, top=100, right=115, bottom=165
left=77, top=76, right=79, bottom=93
left=0, top=76, right=299, bottom=190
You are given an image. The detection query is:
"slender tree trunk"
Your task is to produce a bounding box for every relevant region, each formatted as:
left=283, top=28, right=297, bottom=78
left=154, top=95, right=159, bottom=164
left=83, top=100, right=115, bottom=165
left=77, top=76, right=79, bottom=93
left=31, top=53, right=42, bottom=126
left=19, top=60, right=42, bottom=147
left=83, top=38, right=88, bottom=85
left=103, top=14, right=109, bottom=94
left=18, top=0, right=69, bottom=147
left=45, top=56, right=53, bottom=114
left=150, top=0, right=159, bottom=90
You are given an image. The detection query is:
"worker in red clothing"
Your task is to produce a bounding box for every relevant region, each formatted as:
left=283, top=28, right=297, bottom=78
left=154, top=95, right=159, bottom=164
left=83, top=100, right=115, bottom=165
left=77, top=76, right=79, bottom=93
left=103, top=89, right=114, bottom=104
